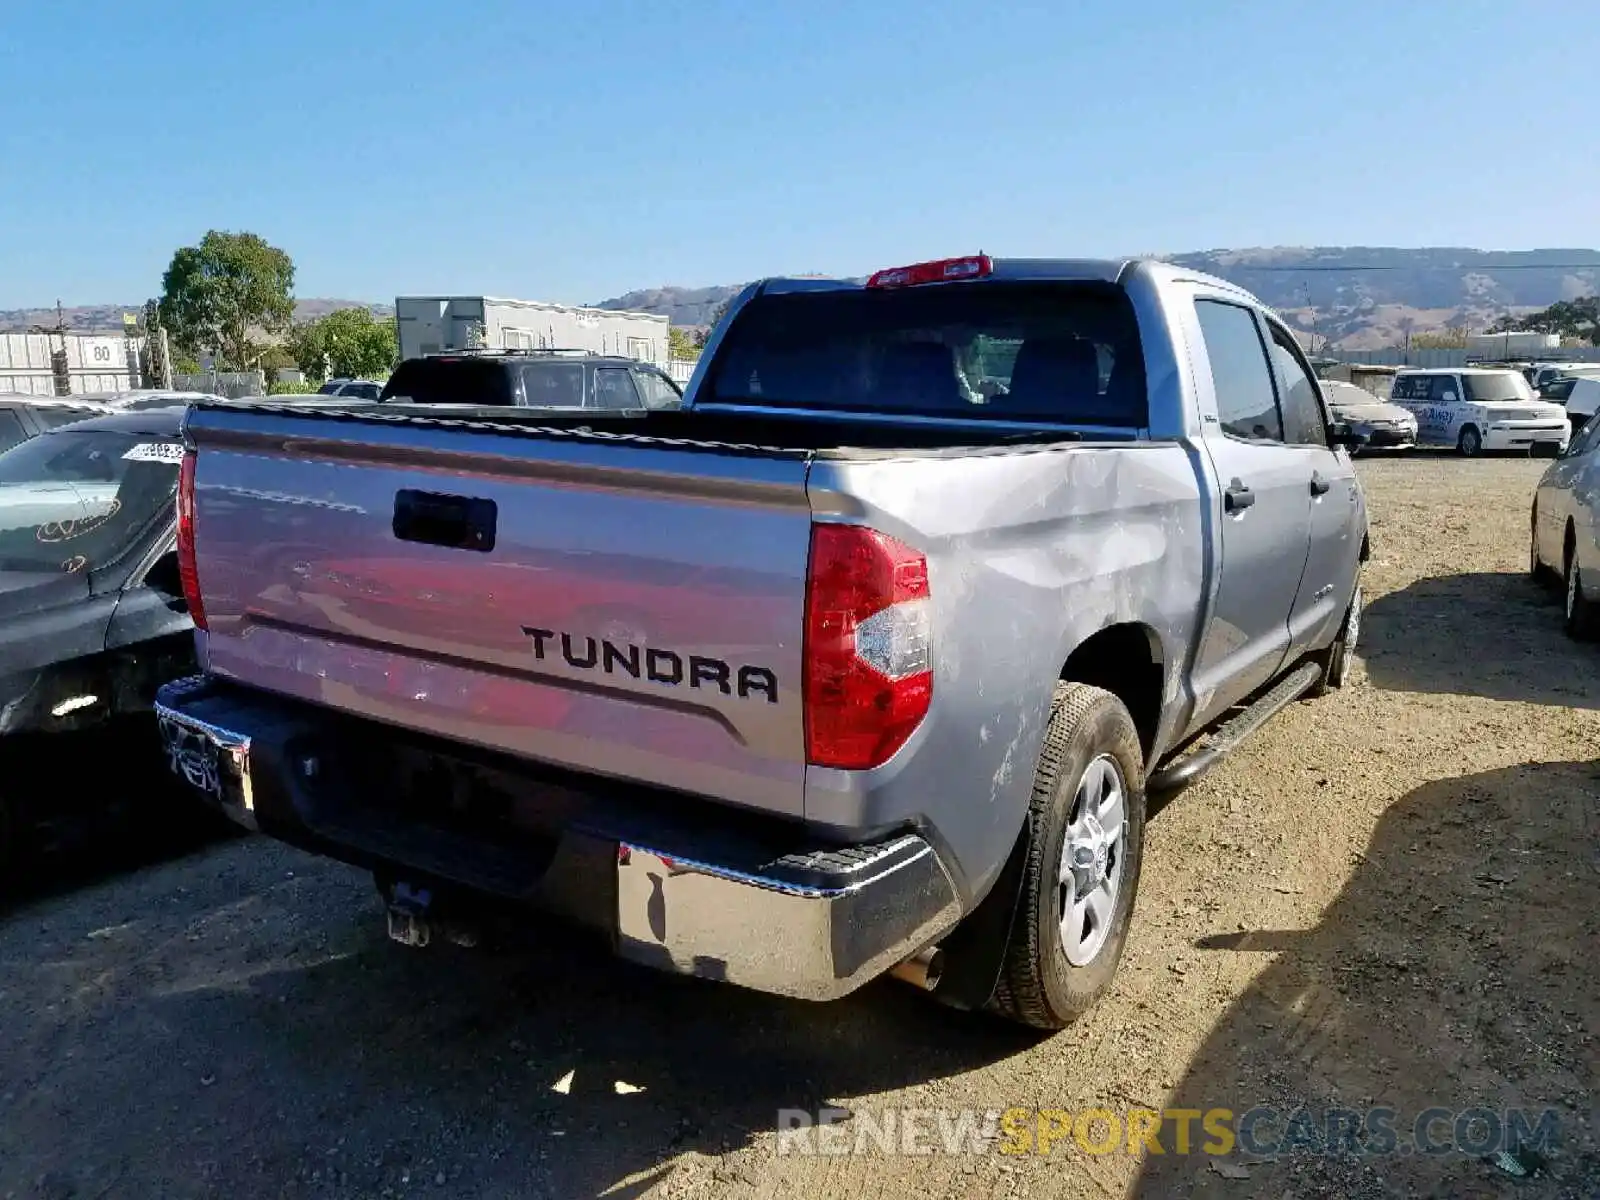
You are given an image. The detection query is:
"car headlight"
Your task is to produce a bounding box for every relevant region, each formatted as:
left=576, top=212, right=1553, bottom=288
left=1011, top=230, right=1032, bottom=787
left=1488, top=408, right=1522, bottom=423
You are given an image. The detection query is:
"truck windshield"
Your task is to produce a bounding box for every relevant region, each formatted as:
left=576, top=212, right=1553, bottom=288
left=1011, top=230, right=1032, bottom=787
left=1463, top=373, right=1536, bottom=402
left=0, top=429, right=178, bottom=574
left=702, top=282, right=1148, bottom=426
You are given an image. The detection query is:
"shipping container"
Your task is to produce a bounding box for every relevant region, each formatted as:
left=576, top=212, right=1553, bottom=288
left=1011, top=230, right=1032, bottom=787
left=395, top=296, right=670, bottom=367
left=0, top=332, right=144, bottom=395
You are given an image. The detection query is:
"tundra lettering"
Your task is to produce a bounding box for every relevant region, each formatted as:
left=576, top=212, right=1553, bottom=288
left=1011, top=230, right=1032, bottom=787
left=520, top=626, right=779, bottom=702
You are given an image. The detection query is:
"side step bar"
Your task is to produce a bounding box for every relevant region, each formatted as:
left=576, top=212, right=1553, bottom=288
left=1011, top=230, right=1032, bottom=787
left=1148, top=661, right=1323, bottom=794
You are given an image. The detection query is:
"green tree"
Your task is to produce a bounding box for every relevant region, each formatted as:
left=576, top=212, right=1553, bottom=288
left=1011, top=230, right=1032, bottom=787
left=668, top=327, right=699, bottom=359
left=1410, top=326, right=1468, bottom=350
left=158, top=231, right=295, bottom=369
left=1489, top=297, right=1600, bottom=345
left=286, top=308, right=397, bottom=381
left=694, top=298, right=733, bottom=348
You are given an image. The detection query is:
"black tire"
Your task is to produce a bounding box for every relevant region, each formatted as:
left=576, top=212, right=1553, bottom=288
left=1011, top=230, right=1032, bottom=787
left=1307, top=582, right=1362, bottom=698
left=1457, top=425, right=1483, bottom=458
left=989, top=683, right=1146, bottom=1030
left=1564, top=548, right=1600, bottom=641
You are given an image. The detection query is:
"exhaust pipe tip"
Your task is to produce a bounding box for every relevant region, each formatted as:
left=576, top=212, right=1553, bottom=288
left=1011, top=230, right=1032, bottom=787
left=889, top=946, right=944, bottom=992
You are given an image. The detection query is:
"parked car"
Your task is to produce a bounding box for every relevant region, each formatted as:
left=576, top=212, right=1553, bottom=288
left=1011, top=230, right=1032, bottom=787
left=0, top=395, right=125, bottom=455
left=1320, top=380, right=1417, bottom=453
left=378, top=351, right=685, bottom=411
left=317, top=378, right=385, bottom=400
left=74, top=389, right=228, bottom=410
left=0, top=407, right=198, bottom=870
left=1563, top=377, right=1600, bottom=429
left=1389, top=368, right=1570, bottom=457
left=154, top=254, right=1368, bottom=1030
left=1531, top=413, right=1600, bottom=639
left=1529, top=362, right=1600, bottom=393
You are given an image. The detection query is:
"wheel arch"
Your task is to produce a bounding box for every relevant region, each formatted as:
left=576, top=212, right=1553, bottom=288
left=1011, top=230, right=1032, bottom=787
left=1057, top=622, right=1165, bottom=765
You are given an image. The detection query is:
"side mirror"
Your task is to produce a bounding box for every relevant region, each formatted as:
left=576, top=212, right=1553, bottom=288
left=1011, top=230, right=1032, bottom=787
left=1328, top=420, right=1364, bottom=449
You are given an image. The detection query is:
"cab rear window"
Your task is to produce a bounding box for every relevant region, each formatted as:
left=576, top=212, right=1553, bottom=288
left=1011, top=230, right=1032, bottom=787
left=703, top=282, right=1147, bottom=426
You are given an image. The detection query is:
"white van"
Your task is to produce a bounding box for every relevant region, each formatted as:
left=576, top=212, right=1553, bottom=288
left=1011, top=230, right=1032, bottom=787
left=1389, top=368, right=1570, bottom=457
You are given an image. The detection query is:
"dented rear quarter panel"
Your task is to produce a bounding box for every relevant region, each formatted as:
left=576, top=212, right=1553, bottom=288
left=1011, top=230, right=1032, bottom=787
left=803, top=441, right=1206, bottom=899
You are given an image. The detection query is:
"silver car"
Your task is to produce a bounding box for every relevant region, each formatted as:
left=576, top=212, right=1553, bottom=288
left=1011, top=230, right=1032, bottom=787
left=1531, top=415, right=1600, bottom=639
left=1320, top=380, right=1417, bottom=453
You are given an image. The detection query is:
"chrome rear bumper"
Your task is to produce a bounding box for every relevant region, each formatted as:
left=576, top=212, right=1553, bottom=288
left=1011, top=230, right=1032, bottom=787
left=156, top=675, right=259, bottom=832
left=616, top=838, right=961, bottom=1001
left=154, top=674, right=962, bottom=1002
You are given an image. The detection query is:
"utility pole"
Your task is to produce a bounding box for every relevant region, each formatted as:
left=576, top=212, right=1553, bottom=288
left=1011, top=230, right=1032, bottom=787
left=27, top=301, right=72, bottom=396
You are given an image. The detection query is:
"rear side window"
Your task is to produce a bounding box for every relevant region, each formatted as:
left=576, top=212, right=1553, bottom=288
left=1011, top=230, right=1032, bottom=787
left=381, top=359, right=515, bottom=406
left=703, top=282, right=1148, bottom=426
left=1567, top=415, right=1600, bottom=458
left=0, top=411, right=25, bottom=453
left=1391, top=375, right=1425, bottom=401
left=1194, top=300, right=1283, bottom=442
left=1428, top=376, right=1459, bottom=402
left=520, top=363, right=585, bottom=408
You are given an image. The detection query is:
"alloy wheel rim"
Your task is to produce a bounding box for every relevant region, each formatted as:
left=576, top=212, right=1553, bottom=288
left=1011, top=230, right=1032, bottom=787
left=1058, top=754, right=1128, bottom=967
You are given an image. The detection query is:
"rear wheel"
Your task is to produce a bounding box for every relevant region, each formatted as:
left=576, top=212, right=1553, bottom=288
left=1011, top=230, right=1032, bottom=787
left=1457, top=426, right=1483, bottom=458
left=990, top=683, right=1146, bottom=1030
left=1564, top=548, right=1600, bottom=641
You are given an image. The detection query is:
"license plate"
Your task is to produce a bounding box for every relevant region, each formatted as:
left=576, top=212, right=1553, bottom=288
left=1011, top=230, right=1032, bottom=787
left=161, top=716, right=222, bottom=798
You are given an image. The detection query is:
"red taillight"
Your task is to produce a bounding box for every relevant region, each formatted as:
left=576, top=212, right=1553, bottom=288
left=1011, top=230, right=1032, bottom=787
left=803, top=524, right=933, bottom=770
left=176, top=450, right=207, bottom=630
left=865, top=254, right=993, bottom=289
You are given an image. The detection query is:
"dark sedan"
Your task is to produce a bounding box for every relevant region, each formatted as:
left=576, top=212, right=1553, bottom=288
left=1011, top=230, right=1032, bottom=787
left=0, top=407, right=202, bottom=870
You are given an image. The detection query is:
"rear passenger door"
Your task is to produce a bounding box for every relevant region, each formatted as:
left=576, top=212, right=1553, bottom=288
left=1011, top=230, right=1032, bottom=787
left=1263, top=319, right=1363, bottom=655
left=1188, top=297, right=1315, bottom=724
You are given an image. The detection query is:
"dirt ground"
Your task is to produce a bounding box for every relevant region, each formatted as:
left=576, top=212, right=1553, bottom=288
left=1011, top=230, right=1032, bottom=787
left=1, top=455, right=1596, bottom=1200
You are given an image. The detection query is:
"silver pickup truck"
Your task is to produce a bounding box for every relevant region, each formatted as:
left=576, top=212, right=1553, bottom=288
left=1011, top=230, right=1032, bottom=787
left=155, top=256, right=1369, bottom=1029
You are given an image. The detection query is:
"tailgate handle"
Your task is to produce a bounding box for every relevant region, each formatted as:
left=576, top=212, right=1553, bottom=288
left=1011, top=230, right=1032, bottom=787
left=392, top=490, right=497, bottom=552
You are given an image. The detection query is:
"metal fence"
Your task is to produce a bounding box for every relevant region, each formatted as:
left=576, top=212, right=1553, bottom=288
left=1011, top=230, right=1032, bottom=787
left=667, top=357, right=698, bottom=387
left=1319, top=346, right=1600, bottom=369
left=172, top=370, right=266, bottom=399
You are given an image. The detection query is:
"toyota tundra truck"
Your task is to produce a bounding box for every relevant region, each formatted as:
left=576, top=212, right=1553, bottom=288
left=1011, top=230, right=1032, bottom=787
left=155, top=256, right=1369, bottom=1029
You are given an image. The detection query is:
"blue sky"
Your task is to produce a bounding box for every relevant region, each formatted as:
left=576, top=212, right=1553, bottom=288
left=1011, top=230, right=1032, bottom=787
left=2, top=0, right=1595, bottom=308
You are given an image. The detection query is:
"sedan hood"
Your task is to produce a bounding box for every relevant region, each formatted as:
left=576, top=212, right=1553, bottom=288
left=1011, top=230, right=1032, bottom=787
left=1332, top=401, right=1414, bottom=424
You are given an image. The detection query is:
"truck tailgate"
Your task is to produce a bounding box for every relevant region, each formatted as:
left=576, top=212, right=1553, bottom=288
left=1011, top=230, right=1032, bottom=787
left=185, top=408, right=813, bottom=816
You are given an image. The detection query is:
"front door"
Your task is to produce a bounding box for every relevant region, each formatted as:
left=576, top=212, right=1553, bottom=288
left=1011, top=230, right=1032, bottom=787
left=1188, top=297, right=1314, bottom=727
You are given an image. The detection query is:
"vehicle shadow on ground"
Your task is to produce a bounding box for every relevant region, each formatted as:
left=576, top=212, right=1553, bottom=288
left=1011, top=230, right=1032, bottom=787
left=0, top=719, right=237, bottom=910
left=1134, top=757, right=1600, bottom=1198
left=1362, top=571, right=1599, bottom=709
left=0, top=847, right=1040, bottom=1199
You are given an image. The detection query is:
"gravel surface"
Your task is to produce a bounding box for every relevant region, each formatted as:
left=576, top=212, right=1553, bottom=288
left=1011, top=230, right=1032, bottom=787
left=1, top=454, right=1596, bottom=1199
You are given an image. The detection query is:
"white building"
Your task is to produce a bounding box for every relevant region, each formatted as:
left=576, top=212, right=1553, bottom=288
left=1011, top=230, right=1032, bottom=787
left=395, top=296, right=669, bottom=367
left=1465, top=330, right=1561, bottom=359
